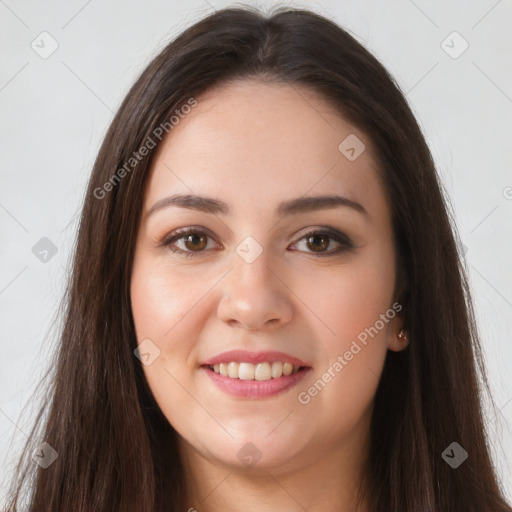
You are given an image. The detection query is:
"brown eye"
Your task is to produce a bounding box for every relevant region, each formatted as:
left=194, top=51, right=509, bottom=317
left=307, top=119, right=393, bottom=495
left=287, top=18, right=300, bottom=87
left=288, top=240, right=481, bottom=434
left=290, top=228, right=354, bottom=257
left=183, top=233, right=208, bottom=251
left=306, top=234, right=330, bottom=252
left=160, top=228, right=218, bottom=257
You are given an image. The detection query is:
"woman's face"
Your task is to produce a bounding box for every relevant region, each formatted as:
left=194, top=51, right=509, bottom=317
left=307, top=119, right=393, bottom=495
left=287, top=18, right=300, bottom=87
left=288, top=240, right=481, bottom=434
left=130, top=80, right=405, bottom=473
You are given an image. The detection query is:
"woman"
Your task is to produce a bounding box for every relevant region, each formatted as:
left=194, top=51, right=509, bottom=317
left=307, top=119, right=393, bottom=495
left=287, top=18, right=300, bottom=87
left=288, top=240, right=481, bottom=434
left=4, top=5, right=511, bottom=512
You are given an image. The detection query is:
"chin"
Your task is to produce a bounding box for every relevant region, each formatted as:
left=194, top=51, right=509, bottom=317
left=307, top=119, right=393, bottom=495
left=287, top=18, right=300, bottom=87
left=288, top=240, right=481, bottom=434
left=199, top=431, right=307, bottom=472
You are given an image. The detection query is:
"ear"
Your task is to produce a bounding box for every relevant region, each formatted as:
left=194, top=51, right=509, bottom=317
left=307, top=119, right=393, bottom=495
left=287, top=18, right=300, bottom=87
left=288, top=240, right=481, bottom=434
left=389, top=256, right=409, bottom=352
left=387, top=316, right=409, bottom=352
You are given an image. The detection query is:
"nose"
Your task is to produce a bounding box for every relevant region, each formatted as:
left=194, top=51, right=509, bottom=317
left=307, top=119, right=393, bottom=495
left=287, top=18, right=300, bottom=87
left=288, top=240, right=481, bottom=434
left=217, top=247, right=294, bottom=331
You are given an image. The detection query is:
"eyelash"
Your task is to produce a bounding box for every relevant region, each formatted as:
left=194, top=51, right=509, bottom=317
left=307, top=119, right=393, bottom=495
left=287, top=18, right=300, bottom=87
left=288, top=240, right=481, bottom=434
left=159, top=226, right=354, bottom=259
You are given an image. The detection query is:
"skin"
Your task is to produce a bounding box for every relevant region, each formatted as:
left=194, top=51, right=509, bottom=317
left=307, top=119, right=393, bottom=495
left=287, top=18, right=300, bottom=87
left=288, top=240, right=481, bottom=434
left=130, top=80, right=408, bottom=511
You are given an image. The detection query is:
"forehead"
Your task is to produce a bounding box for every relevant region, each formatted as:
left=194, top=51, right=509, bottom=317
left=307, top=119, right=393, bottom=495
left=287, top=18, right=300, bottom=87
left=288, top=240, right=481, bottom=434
left=144, top=80, right=389, bottom=224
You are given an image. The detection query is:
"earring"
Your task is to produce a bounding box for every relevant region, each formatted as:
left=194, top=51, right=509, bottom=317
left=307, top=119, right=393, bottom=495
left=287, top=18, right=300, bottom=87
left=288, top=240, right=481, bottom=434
left=397, top=329, right=407, bottom=342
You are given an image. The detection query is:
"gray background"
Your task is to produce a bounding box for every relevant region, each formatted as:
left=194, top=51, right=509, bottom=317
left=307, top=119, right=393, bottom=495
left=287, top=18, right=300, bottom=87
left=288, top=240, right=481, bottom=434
left=1, top=0, right=511, bottom=503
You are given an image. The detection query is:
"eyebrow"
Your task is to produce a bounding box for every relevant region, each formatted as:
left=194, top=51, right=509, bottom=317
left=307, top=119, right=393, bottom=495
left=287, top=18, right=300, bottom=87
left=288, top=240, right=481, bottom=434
left=146, top=193, right=368, bottom=218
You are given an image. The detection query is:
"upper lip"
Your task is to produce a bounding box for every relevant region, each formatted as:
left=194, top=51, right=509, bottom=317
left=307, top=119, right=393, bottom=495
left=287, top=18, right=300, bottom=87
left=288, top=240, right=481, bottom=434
left=201, top=349, right=311, bottom=367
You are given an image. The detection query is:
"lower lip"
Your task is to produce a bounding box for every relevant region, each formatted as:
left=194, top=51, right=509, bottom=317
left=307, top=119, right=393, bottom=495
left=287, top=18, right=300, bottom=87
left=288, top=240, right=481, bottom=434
left=201, top=366, right=312, bottom=399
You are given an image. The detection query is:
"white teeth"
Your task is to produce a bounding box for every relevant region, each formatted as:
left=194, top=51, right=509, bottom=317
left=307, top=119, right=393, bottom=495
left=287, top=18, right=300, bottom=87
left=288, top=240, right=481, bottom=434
left=227, top=362, right=239, bottom=378
left=255, top=362, right=272, bottom=381
left=271, top=361, right=283, bottom=378
left=210, top=361, right=302, bottom=380
left=238, top=362, right=255, bottom=380
left=282, top=362, right=293, bottom=376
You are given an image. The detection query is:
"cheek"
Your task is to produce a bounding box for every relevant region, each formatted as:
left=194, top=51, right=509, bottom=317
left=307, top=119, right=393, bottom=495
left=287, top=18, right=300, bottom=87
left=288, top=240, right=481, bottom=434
left=304, top=256, right=395, bottom=349
left=130, top=255, right=205, bottom=425
left=296, top=250, right=394, bottom=415
left=130, top=254, right=201, bottom=381
left=130, top=253, right=204, bottom=343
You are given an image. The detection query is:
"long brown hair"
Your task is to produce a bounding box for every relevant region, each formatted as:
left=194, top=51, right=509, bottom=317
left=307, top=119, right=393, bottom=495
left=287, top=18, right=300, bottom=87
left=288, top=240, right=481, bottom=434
left=4, top=5, right=511, bottom=511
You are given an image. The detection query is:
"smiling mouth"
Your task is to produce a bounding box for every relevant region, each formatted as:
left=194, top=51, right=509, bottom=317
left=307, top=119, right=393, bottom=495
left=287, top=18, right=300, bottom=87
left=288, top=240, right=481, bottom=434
left=204, top=361, right=308, bottom=381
